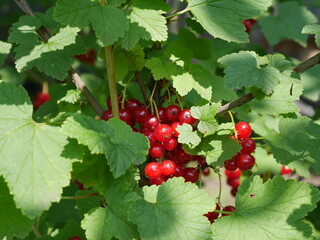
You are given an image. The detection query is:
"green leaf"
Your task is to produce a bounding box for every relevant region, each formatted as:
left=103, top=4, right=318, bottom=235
left=172, top=64, right=213, bottom=101
left=132, top=0, right=171, bottom=12
left=53, top=219, right=86, bottom=240
left=0, top=82, right=72, bottom=218
left=300, top=65, right=320, bottom=101
left=53, top=0, right=128, bottom=46
left=212, top=176, right=320, bottom=239
left=218, top=51, right=281, bottom=94
left=76, top=190, right=101, bottom=218
left=251, top=147, right=282, bottom=175
left=61, top=114, right=149, bottom=177
left=187, top=0, right=272, bottom=43
left=191, top=103, right=221, bottom=134
left=0, top=177, right=33, bottom=239
left=259, top=2, right=317, bottom=46
left=302, top=24, right=320, bottom=47
left=145, top=57, right=176, bottom=80
left=58, top=89, right=81, bottom=104
left=177, top=124, right=201, bottom=148
left=129, top=177, right=213, bottom=240
left=0, top=41, right=12, bottom=66
left=265, top=116, right=320, bottom=174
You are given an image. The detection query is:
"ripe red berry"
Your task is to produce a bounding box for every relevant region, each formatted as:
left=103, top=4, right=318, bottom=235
left=173, top=164, right=185, bottom=177
left=184, top=168, right=199, bottom=183
left=165, top=105, right=181, bottom=122
left=142, top=130, right=157, bottom=146
left=204, top=204, right=221, bottom=224
left=102, top=109, right=113, bottom=121
left=197, top=157, right=207, bottom=166
left=240, top=138, right=256, bottom=154
left=171, top=121, right=182, bottom=137
left=175, top=148, right=192, bottom=164
left=157, top=106, right=167, bottom=122
left=163, top=138, right=178, bottom=151
left=149, top=175, right=166, bottom=185
left=235, top=122, right=252, bottom=139
left=227, top=178, right=240, bottom=188
left=160, top=160, right=177, bottom=176
left=134, top=107, right=150, bottom=124
left=34, top=92, right=50, bottom=108
left=125, top=98, right=141, bottom=112
left=202, top=167, right=210, bottom=176
left=144, top=115, right=160, bottom=131
left=119, top=109, right=134, bottom=126
left=225, top=168, right=242, bottom=179
left=179, top=109, right=195, bottom=125
left=154, top=124, right=173, bottom=142
left=243, top=19, right=256, bottom=33
left=149, top=143, right=165, bottom=158
left=281, top=165, right=293, bottom=175
left=235, top=153, right=255, bottom=171
left=69, top=236, right=81, bottom=240
left=222, top=205, right=236, bottom=216
left=224, top=158, right=238, bottom=171
left=231, top=187, right=238, bottom=197
left=145, top=162, right=161, bottom=179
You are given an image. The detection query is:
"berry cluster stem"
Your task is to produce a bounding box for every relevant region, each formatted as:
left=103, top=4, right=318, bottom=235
left=61, top=192, right=99, bottom=200
left=216, top=168, right=222, bottom=205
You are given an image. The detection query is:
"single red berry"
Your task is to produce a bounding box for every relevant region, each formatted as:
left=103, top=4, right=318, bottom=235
left=119, top=109, right=134, bottom=126
left=102, top=109, right=113, bottom=121
left=145, top=162, right=161, bottom=179
left=69, top=236, right=81, bottom=240
left=184, top=168, right=199, bottom=183
left=144, top=115, right=160, bottom=131
left=235, top=153, right=255, bottom=171
left=157, top=106, right=167, bottom=122
left=235, top=122, right=252, bottom=139
left=125, top=98, right=141, bottom=112
left=231, top=187, right=238, bottom=197
left=202, top=167, right=210, bottom=176
left=179, top=109, right=195, bottom=125
left=240, top=138, right=256, bottom=154
left=165, top=105, right=181, bottom=122
left=154, top=124, right=173, bottom=142
left=140, top=124, right=149, bottom=133
left=163, top=138, right=178, bottom=151
left=243, top=19, right=256, bottom=33
left=281, top=165, right=293, bottom=175
left=142, top=130, right=157, bottom=146
left=222, top=205, right=236, bottom=216
left=34, top=92, right=50, bottom=108
left=227, top=178, right=240, bottom=188
left=149, top=175, right=166, bottom=185
left=225, top=168, right=242, bottom=179
left=204, top=204, right=221, bottom=223
left=229, top=135, right=237, bottom=141
left=134, top=107, right=150, bottom=124
left=171, top=121, right=182, bottom=137
left=198, top=157, right=207, bottom=166
left=224, top=158, right=238, bottom=171
left=173, top=164, right=185, bottom=177
left=175, top=148, right=192, bottom=164
left=160, top=160, right=177, bottom=176
left=149, top=143, right=165, bottom=158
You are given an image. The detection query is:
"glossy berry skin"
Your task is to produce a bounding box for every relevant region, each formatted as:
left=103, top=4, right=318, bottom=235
left=34, top=93, right=50, bottom=108
left=204, top=204, right=221, bottom=224
left=102, top=109, right=113, bottom=121
left=240, top=138, right=256, bottom=154
left=179, top=109, right=195, bottom=125
left=119, top=109, right=134, bottom=126
left=224, top=158, right=238, bottom=171
left=149, top=143, right=165, bottom=158
left=227, top=178, right=240, bottom=188
left=160, top=160, right=177, bottom=176
left=165, top=105, right=181, bottom=122
left=281, top=166, right=293, bottom=175
left=184, top=168, right=199, bottom=183
left=142, top=130, right=157, bottom=146
left=149, top=175, right=166, bottom=185
left=231, top=187, right=238, bottom=197
left=144, top=115, right=159, bottom=131
left=134, top=107, right=150, bottom=124
left=235, top=122, right=252, bottom=139
left=173, top=164, right=185, bottom=177
left=171, top=121, right=182, bottom=137
left=69, top=236, right=82, bottom=240
left=222, top=205, right=236, bottom=216
left=157, top=106, right=167, bottom=122
left=197, top=157, right=207, bottom=166
left=225, top=168, right=242, bottom=179
left=163, top=138, right=178, bottom=151
left=125, top=98, right=141, bottom=112
left=154, top=124, right=173, bottom=142
left=243, top=19, right=256, bottom=33
left=145, top=162, right=161, bottom=179
left=235, top=153, right=255, bottom=171
left=175, top=148, right=192, bottom=164
left=202, top=167, right=210, bottom=176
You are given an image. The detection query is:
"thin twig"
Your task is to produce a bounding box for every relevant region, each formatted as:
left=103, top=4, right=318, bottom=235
left=61, top=192, right=99, bottom=200
left=135, top=71, right=148, bottom=104
left=293, top=52, right=320, bottom=74
left=217, top=93, right=255, bottom=115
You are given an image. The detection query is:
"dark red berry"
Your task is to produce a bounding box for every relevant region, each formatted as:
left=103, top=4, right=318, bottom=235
left=34, top=92, right=50, bottom=108
left=243, top=19, right=256, bottom=33
left=204, top=204, right=221, bottom=224
left=119, top=109, right=134, bottom=126
left=125, top=98, right=141, bottom=112
left=225, top=168, right=241, bottom=179
left=163, top=138, right=178, bottom=151
left=179, top=109, right=195, bottom=125
left=145, top=162, right=161, bottom=179
left=134, top=107, right=150, bottom=124
left=235, top=122, right=252, bottom=139
left=231, top=187, right=238, bottom=197
left=69, top=236, right=81, bottom=240
left=149, top=175, right=166, bottom=185
left=154, top=124, right=173, bottom=142
left=102, top=109, right=113, bottom=121
left=227, top=178, right=240, bottom=188
left=281, top=166, right=293, bottom=175
left=184, top=168, right=199, bottom=183
left=165, top=105, right=181, bottom=122
left=149, top=143, right=165, bottom=158
left=173, top=164, right=185, bottom=177
left=142, top=130, right=157, bottom=146
left=157, top=106, right=167, bottom=122
left=240, top=138, right=256, bottom=154
left=175, top=148, right=192, bottom=164
left=197, top=157, right=207, bottom=166
left=144, top=115, right=160, bottom=130
left=171, top=121, right=182, bottom=137
left=202, top=167, right=210, bottom=176
left=224, top=158, right=238, bottom=171
left=222, top=205, right=236, bottom=216
left=235, top=153, right=255, bottom=171
left=160, top=160, right=177, bottom=176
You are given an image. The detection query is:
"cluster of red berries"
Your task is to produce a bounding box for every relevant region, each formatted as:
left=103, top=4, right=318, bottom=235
left=225, top=168, right=241, bottom=197
left=33, top=92, right=50, bottom=108
left=74, top=49, right=97, bottom=65
left=204, top=204, right=236, bottom=224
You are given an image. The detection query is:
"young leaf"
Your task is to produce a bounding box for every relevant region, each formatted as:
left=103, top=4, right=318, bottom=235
left=191, top=103, right=221, bottom=134
left=129, top=177, right=214, bottom=240
left=212, top=176, right=320, bottom=239
left=259, top=1, right=317, bottom=47
left=187, top=0, right=272, bottom=43
left=218, top=51, right=281, bottom=94
left=302, top=24, right=320, bottom=47
left=0, top=82, right=72, bottom=218
left=177, top=124, right=201, bottom=148
left=61, top=114, right=149, bottom=177
left=0, top=41, right=12, bottom=66
left=0, top=178, right=33, bottom=239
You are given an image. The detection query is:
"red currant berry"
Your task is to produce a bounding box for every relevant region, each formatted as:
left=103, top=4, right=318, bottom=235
left=173, top=164, right=185, bottom=177
left=163, top=138, right=178, bottom=151
left=175, top=148, right=192, bottom=164
left=134, top=107, right=150, bottom=124
left=102, top=109, right=113, bottom=121
left=240, top=138, right=256, bottom=154
left=171, top=121, right=182, bottom=137
left=224, top=158, right=238, bottom=171
left=235, top=153, right=255, bottom=171
left=179, top=109, right=195, bottom=125
left=231, top=187, right=238, bottom=197
left=235, top=122, right=252, bottom=139
left=229, top=135, right=236, bottom=141
left=69, top=236, right=81, bottom=240
left=243, top=19, right=256, bottom=33
left=149, top=175, right=166, bottom=185
left=222, top=205, right=236, bottom=216
left=204, top=204, right=221, bottom=223
left=154, top=124, right=173, bottom=142
left=160, top=160, right=177, bottom=176
left=125, top=98, right=141, bottom=112
left=227, top=178, right=240, bottom=188
left=145, top=162, right=161, bottom=179
left=34, top=92, right=50, bottom=108
left=157, top=106, right=167, bottom=122
left=197, top=157, right=207, bottom=166
left=281, top=165, right=293, bottom=175
left=119, top=109, right=134, bottom=126
left=225, top=168, right=242, bottom=179
left=184, top=168, right=199, bottom=183
left=144, top=115, right=160, bottom=131
left=202, top=167, right=210, bottom=176
left=165, top=105, right=181, bottom=122
left=142, top=130, right=157, bottom=146
left=149, top=143, right=165, bottom=158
